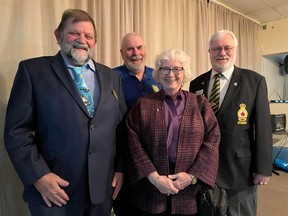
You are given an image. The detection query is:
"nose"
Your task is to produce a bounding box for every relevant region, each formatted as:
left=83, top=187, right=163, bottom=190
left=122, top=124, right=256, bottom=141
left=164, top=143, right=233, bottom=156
left=132, top=48, right=140, bottom=55
left=219, top=48, right=227, bottom=55
left=76, top=34, right=86, bottom=44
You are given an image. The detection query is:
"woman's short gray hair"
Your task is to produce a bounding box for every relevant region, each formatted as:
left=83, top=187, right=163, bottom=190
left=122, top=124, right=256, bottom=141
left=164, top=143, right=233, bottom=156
left=152, top=49, right=192, bottom=83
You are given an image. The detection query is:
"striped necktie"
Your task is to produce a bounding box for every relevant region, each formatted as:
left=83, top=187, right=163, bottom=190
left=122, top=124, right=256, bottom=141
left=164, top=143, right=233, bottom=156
left=70, top=65, right=95, bottom=117
left=209, top=73, right=222, bottom=113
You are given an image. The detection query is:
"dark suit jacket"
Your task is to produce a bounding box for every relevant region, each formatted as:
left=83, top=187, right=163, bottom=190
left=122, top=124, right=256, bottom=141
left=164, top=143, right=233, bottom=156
left=4, top=52, right=127, bottom=205
left=126, top=90, right=220, bottom=215
left=189, top=66, right=272, bottom=189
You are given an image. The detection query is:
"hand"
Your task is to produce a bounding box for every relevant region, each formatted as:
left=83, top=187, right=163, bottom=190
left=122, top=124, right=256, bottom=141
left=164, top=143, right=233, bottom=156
left=147, top=172, right=178, bottom=195
left=253, top=173, right=270, bottom=185
left=168, top=172, right=192, bottom=191
left=34, top=173, right=69, bottom=207
left=111, top=172, right=124, bottom=200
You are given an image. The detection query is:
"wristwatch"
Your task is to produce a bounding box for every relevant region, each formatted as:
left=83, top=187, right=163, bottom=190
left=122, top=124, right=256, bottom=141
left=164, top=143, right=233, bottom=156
left=189, top=174, right=197, bottom=185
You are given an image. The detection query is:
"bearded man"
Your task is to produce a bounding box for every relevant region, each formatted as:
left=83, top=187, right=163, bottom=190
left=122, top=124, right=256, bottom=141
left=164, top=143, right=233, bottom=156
left=113, top=32, right=161, bottom=109
left=112, top=32, right=161, bottom=216
left=4, top=9, right=127, bottom=216
left=189, top=30, right=272, bottom=216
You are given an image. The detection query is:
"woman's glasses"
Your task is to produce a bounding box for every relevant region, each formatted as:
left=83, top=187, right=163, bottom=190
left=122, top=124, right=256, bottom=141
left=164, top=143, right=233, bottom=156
left=159, top=67, right=184, bottom=75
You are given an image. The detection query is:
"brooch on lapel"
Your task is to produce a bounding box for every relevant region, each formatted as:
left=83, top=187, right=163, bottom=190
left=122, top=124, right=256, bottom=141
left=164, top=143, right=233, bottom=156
left=152, top=84, right=160, bottom=92
left=196, top=89, right=204, bottom=95
left=237, top=103, right=248, bottom=125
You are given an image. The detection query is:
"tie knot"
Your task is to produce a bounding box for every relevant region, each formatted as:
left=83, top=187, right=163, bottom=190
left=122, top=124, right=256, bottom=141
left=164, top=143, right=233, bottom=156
left=214, top=73, right=222, bottom=79
left=71, top=66, right=84, bottom=75
left=69, top=64, right=89, bottom=75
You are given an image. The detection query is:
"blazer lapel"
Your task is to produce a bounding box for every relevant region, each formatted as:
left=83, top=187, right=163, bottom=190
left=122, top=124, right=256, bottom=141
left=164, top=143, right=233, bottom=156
left=196, top=71, right=211, bottom=97
left=217, top=67, right=242, bottom=116
left=92, top=60, right=116, bottom=120
left=50, top=52, right=90, bottom=116
left=92, top=62, right=105, bottom=118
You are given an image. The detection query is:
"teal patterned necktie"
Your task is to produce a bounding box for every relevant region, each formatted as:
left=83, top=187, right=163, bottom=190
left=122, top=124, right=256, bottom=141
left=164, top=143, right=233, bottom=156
left=70, top=66, right=95, bottom=117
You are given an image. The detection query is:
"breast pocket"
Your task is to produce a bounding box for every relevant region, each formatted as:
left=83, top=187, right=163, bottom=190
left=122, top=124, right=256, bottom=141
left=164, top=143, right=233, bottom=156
left=236, top=147, right=251, bottom=158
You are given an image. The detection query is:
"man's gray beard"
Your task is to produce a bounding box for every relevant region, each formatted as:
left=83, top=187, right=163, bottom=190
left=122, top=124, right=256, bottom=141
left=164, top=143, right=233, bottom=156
left=125, top=61, right=145, bottom=74
left=60, top=41, right=93, bottom=66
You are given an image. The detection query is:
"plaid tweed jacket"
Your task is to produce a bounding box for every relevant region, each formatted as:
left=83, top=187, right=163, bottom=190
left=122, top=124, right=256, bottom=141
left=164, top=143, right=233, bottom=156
left=126, top=89, right=220, bottom=215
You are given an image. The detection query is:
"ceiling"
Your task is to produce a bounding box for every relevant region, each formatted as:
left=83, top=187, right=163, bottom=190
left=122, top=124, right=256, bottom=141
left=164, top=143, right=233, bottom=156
left=212, top=0, right=288, bottom=24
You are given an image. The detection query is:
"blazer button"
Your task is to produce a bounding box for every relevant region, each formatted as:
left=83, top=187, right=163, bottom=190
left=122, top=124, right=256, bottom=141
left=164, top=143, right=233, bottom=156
left=90, top=124, right=94, bottom=130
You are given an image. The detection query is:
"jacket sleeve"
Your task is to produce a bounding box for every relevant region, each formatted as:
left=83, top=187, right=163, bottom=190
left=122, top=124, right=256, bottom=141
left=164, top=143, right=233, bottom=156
left=192, top=95, right=220, bottom=187
left=114, top=74, right=128, bottom=173
left=4, top=61, right=50, bottom=187
left=253, top=76, right=272, bottom=176
left=125, top=99, right=159, bottom=184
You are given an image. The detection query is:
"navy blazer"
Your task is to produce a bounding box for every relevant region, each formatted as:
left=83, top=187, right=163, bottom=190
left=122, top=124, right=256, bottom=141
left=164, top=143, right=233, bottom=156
left=189, top=66, right=272, bottom=189
left=4, top=52, right=127, bottom=205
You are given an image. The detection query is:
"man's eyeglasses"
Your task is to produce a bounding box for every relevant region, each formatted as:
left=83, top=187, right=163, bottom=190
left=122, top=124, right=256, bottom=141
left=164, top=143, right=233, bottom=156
left=159, top=67, right=184, bottom=75
left=211, top=46, right=234, bottom=54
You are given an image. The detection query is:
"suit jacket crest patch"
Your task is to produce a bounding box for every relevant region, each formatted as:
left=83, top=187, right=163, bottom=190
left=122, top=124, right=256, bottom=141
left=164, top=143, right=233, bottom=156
left=237, top=103, right=248, bottom=125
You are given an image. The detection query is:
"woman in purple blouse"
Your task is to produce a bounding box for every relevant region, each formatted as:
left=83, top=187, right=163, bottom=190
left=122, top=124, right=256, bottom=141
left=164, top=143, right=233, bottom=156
left=125, top=49, right=220, bottom=216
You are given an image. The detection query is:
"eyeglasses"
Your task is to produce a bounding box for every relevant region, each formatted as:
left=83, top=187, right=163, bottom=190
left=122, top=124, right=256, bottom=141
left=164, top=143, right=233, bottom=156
left=159, top=67, right=184, bottom=75
left=211, top=46, right=234, bottom=54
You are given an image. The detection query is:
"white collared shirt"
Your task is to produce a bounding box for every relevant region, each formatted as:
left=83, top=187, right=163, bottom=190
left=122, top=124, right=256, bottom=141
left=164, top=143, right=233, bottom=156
left=208, top=66, right=234, bottom=107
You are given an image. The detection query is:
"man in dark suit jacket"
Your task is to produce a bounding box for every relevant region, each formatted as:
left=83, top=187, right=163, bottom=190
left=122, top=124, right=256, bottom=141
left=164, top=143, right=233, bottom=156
left=189, top=30, right=272, bottom=216
left=4, top=9, right=126, bottom=216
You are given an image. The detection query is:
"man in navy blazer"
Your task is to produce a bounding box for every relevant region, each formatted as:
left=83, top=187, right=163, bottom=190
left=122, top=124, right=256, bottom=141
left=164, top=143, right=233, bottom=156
left=189, top=30, right=272, bottom=216
left=4, top=9, right=126, bottom=216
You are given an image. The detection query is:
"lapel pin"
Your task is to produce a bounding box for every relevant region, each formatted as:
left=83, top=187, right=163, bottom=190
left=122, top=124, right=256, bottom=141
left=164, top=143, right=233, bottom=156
left=112, top=90, right=118, bottom=100
left=234, top=82, right=238, bottom=86
left=196, top=89, right=204, bottom=95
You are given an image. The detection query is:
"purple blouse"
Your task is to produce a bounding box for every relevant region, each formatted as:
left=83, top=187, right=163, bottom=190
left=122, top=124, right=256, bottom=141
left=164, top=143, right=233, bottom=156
left=163, top=90, right=187, bottom=163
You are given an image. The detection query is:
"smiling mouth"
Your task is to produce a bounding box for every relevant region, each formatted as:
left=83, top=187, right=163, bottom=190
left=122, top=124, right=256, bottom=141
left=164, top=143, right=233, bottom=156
left=73, top=47, right=87, bottom=51
left=217, top=58, right=229, bottom=64
left=131, top=56, right=142, bottom=61
left=165, top=79, right=177, bottom=83
left=72, top=44, right=88, bottom=51
left=217, top=57, right=228, bottom=61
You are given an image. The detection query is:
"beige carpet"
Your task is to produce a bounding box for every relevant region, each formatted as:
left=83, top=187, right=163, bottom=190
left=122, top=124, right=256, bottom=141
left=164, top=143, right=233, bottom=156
left=258, top=170, right=288, bottom=216
left=110, top=170, right=288, bottom=216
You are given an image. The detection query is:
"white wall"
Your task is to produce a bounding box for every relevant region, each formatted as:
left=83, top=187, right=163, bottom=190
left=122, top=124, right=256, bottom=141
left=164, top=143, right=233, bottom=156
left=261, top=18, right=288, bottom=130
left=262, top=18, right=288, bottom=56
left=262, top=56, right=288, bottom=100
left=261, top=57, right=288, bottom=129
left=261, top=17, right=288, bottom=101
